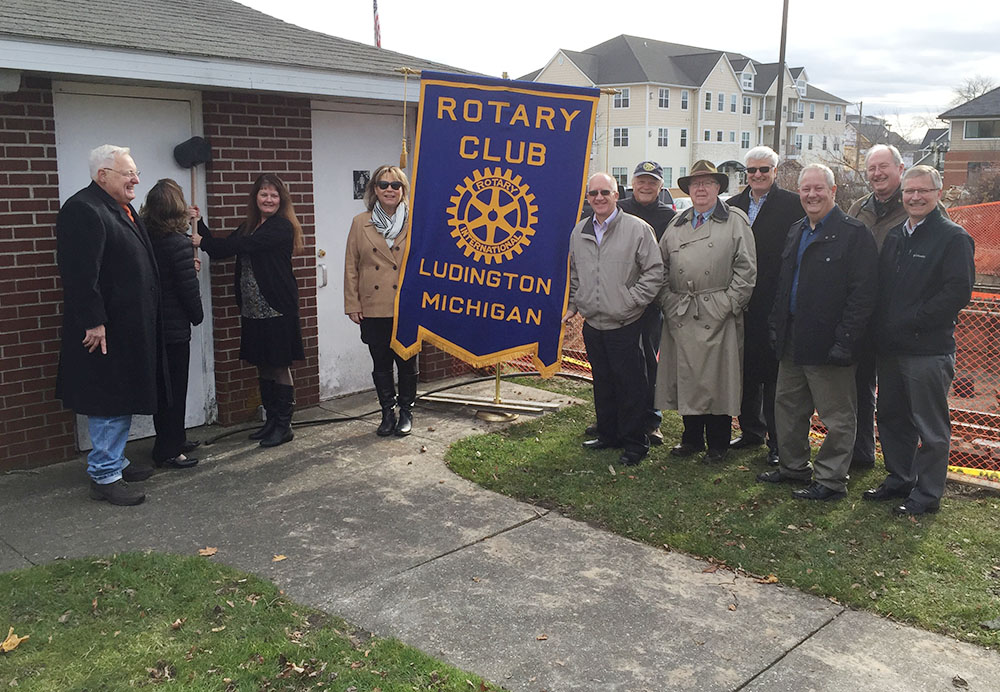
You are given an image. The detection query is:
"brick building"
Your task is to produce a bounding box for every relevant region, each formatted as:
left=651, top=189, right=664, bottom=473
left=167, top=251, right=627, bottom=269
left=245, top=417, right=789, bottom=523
left=939, top=86, right=1000, bottom=189
left=0, top=0, right=468, bottom=470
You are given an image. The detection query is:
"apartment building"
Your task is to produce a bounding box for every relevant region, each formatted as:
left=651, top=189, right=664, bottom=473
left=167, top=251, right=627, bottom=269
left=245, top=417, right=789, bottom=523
left=524, top=35, right=850, bottom=191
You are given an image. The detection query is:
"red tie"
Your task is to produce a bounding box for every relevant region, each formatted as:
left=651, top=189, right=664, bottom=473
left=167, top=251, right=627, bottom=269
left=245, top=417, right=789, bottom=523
left=694, top=213, right=704, bottom=228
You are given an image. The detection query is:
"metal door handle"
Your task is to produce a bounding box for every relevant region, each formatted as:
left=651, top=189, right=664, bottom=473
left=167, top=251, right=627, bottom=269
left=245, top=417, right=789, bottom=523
left=318, top=263, right=328, bottom=288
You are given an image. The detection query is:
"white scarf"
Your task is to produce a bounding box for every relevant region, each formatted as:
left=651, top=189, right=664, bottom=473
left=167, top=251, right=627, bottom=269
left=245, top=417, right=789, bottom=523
left=372, top=201, right=407, bottom=243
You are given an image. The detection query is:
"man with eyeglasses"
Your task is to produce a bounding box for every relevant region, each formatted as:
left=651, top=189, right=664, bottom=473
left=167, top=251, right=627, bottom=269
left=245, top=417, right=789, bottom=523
left=55, top=144, right=163, bottom=506
left=724, top=147, right=804, bottom=467
left=565, top=172, right=663, bottom=466
left=864, top=165, right=974, bottom=516
left=847, top=144, right=908, bottom=471
left=658, top=160, right=756, bottom=464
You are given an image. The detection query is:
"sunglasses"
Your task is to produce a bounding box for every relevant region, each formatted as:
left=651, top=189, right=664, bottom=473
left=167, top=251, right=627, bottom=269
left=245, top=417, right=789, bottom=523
left=746, top=166, right=772, bottom=174
left=377, top=180, right=403, bottom=190
left=587, top=189, right=614, bottom=198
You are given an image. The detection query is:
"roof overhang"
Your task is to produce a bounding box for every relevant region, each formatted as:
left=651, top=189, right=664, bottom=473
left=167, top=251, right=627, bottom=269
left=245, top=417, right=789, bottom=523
left=0, top=37, right=419, bottom=102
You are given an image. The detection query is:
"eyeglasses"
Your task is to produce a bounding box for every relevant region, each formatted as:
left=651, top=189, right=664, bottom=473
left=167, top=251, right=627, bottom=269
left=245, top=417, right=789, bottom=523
left=746, top=166, right=771, bottom=175
left=376, top=180, right=403, bottom=190
left=902, top=188, right=940, bottom=196
left=101, top=168, right=140, bottom=179
left=587, top=189, right=614, bottom=198
left=688, top=179, right=718, bottom=189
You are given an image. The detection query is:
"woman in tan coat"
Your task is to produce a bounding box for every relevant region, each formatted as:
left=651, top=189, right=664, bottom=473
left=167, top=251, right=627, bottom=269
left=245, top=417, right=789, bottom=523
left=344, top=165, right=417, bottom=436
left=656, top=161, right=756, bottom=463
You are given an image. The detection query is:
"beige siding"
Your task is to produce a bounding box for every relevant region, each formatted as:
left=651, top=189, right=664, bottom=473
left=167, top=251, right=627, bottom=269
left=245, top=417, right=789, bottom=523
left=535, top=53, right=592, bottom=88
left=950, top=119, right=1000, bottom=152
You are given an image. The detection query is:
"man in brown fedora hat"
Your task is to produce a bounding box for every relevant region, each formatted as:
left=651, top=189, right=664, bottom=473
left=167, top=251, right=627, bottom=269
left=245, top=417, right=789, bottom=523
left=657, top=160, right=756, bottom=464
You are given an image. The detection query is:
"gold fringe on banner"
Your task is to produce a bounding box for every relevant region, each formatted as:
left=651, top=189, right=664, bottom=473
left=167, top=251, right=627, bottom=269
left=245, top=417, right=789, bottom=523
left=396, top=67, right=421, bottom=169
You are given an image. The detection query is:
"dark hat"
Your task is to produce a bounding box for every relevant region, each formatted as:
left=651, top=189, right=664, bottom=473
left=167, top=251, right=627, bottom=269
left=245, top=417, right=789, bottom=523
left=677, top=159, right=729, bottom=194
left=173, top=136, right=212, bottom=168
left=632, top=161, right=663, bottom=181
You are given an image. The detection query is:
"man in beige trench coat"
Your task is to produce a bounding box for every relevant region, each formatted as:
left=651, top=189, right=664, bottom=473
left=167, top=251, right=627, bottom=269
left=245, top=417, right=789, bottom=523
left=656, top=160, right=757, bottom=463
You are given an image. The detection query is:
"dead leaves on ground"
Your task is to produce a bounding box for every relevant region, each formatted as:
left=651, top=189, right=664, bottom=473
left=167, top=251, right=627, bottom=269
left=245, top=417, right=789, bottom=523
left=198, top=547, right=218, bottom=557
left=1, top=626, right=29, bottom=652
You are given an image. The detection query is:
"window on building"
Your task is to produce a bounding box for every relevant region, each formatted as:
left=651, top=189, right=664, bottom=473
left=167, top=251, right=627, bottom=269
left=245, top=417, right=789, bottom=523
left=704, top=130, right=711, bottom=142
left=658, top=128, right=669, bottom=147
left=795, top=134, right=803, bottom=152
left=680, top=128, right=688, bottom=147
left=965, top=120, right=1000, bottom=138
left=705, top=92, right=712, bottom=111
left=658, top=88, right=669, bottom=109
left=613, top=88, right=630, bottom=108
left=718, top=93, right=725, bottom=111
left=729, top=131, right=736, bottom=142
left=824, top=105, right=830, bottom=121
left=613, top=127, right=629, bottom=147
left=679, top=166, right=687, bottom=178
left=808, top=135, right=814, bottom=150
left=728, top=94, right=736, bottom=113
left=833, top=137, right=840, bottom=152
left=742, top=72, right=754, bottom=89
left=741, top=131, right=750, bottom=149
left=822, top=135, right=828, bottom=150
left=797, top=101, right=804, bottom=116
left=681, top=90, right=689, bottom=110
left=663, top=167, right=673, bottom=187
left=835, top=106, right=843, bottom=122
left=612, top=167, right=628, bottom=187
left=809, top=103, right=815, bottom=120
left=717, top=130, right=723, bottom=142
left=796, top=78, right=807, bottom=96
left=743, top=96, right=752, bottom=115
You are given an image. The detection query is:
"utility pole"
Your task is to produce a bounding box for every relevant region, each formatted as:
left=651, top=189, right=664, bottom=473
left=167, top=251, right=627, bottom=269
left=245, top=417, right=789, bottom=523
left=854, top=101, right=863, bottom=172
left=772, top=0, right=789, bottom=155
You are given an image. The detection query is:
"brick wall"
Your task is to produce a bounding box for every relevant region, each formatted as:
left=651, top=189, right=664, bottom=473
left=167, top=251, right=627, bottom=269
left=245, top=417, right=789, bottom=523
left=418, top=345, right=473, bottom=383
left=201, top=92, right=319, bottom=425
left=0, top=77, right=76, bottom=471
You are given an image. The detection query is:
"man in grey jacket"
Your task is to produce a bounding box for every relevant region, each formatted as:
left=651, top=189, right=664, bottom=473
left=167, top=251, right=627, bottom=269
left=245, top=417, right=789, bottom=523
left=565, top=172, right=663, bottom=466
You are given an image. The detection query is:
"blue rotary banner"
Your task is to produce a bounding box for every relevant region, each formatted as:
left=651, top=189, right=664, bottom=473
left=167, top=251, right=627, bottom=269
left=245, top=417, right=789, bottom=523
left=392, top=71, right=599, bottom=376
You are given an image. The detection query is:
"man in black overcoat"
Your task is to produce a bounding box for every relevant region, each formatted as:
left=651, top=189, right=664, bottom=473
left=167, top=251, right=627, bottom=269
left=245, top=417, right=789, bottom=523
left=56, top=144, right=163, bottom=506
left=725, top=146, right=804, bottom=465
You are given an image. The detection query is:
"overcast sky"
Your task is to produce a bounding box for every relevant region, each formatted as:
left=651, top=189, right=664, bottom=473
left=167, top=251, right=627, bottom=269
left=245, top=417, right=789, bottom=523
left=238, top=0, right=1000, bottom=140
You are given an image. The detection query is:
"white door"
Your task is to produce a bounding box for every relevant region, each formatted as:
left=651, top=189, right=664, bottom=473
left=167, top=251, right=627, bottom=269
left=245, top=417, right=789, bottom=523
left=312, top=106, right=413, bottom=399
left=53, top=84, right=215, bottom=448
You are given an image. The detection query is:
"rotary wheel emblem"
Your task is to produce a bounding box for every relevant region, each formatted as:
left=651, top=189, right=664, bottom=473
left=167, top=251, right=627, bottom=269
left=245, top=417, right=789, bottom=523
left=447, top=167, right=538, bottom=264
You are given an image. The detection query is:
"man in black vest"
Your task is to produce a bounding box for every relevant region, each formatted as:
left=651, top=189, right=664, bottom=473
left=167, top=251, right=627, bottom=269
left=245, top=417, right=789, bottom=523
left=864, top=166, right=974, bottom=515
left=725, top=146, right=804, bottom=466
left=619, top=161, right=676, bottom=445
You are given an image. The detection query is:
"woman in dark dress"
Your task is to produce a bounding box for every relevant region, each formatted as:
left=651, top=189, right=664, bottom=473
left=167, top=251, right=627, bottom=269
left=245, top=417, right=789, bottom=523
left=192, top=174, right=305, bottom=448
left=141, top=179, right=203, bottom=468
left=344, top=165, right=417, bottom=436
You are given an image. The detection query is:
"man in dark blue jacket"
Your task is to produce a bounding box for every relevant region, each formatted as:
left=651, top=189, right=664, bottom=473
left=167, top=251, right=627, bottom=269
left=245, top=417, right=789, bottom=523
left=758, top=164, right=878, bottom=501
left=864, top=166, right=975, bottom=516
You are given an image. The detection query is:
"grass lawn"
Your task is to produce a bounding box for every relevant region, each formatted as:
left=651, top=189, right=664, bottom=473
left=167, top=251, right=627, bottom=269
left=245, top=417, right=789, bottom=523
left=446, top=376, right=1000, bottom=648
left=0, top=553, right=495, bottom=691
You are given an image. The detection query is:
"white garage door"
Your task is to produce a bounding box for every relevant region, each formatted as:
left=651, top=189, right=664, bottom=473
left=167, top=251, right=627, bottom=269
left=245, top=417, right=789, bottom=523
left=312, top=104, right=414, bottom=399
left=53, top=83, right=215, bottom=447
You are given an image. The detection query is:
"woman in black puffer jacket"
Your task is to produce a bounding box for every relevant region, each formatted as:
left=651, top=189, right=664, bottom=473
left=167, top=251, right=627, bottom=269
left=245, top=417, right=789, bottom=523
left=141, top=179, right=204, bottom=469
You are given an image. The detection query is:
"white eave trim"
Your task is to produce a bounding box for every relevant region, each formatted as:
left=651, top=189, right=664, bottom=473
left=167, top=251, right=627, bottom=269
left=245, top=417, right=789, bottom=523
left=0, top=37, right=419, bottom=102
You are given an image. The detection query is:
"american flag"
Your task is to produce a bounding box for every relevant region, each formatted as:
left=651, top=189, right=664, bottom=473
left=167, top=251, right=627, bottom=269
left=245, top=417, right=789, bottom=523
left=373, top=0, right=381, bottom=48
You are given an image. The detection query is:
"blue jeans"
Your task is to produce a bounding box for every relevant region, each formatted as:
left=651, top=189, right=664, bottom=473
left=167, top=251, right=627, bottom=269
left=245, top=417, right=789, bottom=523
left=87, top=415, right=132, bottom=484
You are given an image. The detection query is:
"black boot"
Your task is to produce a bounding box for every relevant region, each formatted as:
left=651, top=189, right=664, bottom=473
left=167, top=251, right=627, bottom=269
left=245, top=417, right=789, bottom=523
left=260, top=384, right=294, bottom=448
left=372, top=371, right=397, bottom=437
left=395, top=372, right=418, bottom=437
left=249, top=378, right=277, bottom=440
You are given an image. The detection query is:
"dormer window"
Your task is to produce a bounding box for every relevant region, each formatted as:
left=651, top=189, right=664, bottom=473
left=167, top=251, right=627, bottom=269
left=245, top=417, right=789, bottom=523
left=796, top=78, right=807, bottom=96
left=741, top=72, right=754, bottom=90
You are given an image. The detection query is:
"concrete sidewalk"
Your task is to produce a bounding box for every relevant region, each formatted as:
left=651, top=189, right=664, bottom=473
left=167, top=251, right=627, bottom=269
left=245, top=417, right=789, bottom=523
left=1, top=378, right=997, bottom=691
